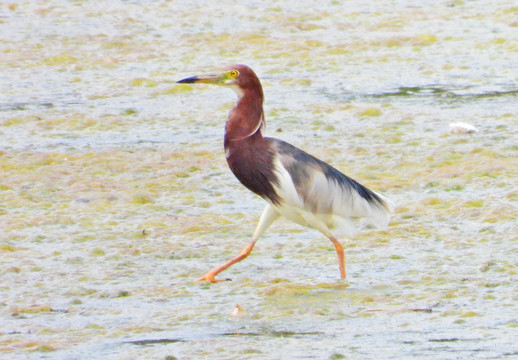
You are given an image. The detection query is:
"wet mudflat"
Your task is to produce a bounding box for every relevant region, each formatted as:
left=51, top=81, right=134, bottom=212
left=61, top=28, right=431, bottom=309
left=1, top=0, right=517, bottom=359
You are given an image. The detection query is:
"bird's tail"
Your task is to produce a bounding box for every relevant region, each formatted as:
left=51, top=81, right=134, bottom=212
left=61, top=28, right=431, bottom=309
left=364, top=191, right=394, bottom=229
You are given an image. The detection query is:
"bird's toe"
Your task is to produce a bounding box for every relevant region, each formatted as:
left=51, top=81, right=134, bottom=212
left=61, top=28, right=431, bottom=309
left=197, top=272, right=231, bottom=283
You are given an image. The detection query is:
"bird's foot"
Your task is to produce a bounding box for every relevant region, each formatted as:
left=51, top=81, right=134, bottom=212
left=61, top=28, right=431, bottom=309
left=197, top=272, right=231, bottom=283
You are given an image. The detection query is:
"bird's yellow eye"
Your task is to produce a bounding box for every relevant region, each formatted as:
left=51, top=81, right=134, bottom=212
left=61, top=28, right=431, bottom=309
left=229, top=70, right=239, bottom=78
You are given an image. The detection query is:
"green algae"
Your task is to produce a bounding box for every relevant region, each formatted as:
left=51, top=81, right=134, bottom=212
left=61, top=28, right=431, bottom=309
left=359, top=108, right=382, bottom=117
left=130, top=78, right=157, bottom=87
left=41, top=54, right=78, bottom=66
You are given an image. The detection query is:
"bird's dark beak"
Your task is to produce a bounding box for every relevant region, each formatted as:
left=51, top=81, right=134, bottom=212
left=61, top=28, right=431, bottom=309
left=177, top=73, right=225, bottom=84
left=176, top=75, right=199, bottom=84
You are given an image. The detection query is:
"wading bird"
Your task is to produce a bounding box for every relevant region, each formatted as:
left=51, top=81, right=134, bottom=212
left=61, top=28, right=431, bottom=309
left=177, top=65, right=392, bottom=282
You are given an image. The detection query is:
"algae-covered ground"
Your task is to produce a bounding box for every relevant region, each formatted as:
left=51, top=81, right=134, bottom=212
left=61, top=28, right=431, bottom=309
left=1, top=1, right=517, bottom=359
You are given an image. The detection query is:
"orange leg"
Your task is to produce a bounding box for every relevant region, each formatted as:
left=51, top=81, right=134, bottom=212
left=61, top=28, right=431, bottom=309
left=197, top=242, right=256, bottom=282
left=296, top=212, right=346, bottom=280
left=198, top=205, right=280, bottom=283
left=329, top=236, right=346, bottom=279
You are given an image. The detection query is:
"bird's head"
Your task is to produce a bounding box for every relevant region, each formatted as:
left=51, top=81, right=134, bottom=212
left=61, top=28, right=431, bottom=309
left=177, top=64, right=261, bottom=99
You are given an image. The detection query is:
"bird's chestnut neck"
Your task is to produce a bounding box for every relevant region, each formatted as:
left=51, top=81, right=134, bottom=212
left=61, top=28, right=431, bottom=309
left=224, top=86, right=265, bottom=143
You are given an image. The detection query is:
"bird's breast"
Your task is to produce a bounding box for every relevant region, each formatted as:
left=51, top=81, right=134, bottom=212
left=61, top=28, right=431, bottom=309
left=224, top=137, right=281, bottom=205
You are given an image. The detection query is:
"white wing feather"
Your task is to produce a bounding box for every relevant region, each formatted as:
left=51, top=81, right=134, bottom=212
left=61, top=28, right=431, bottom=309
left=270, top=151, right=392, bottom=238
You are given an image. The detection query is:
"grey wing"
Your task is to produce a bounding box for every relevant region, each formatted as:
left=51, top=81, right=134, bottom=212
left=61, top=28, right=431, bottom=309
left=269, top=138, right=392, bottom=228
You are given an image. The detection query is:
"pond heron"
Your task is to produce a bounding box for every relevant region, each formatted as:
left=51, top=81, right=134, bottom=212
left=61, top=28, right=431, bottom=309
left=177, top=64, right=392, bottom=282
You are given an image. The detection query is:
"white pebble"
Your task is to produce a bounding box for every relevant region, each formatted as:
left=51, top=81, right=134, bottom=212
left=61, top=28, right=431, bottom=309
left=449, top=122, right=479, bottom=134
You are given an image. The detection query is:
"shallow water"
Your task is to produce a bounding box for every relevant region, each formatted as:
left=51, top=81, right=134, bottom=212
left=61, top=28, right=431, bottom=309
left=1, top=1, right=517, bottom=359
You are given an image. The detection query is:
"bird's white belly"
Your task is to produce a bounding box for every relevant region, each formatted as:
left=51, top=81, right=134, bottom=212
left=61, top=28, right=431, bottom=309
left=271, top=202, right=357, bottom=238
left=272, top=203, right=311, bottom=228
